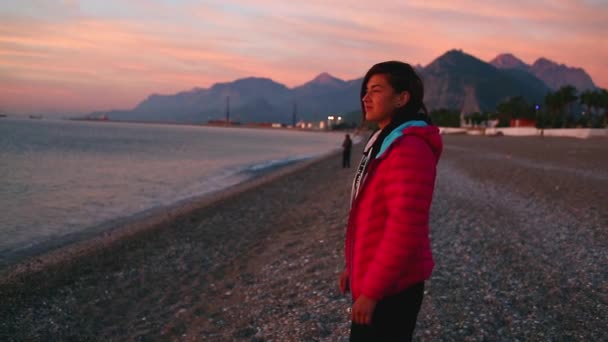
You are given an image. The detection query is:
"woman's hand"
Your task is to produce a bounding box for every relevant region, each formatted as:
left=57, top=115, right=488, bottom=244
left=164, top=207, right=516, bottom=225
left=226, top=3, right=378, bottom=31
left=352, top=295, right=377, bottom=325
left=338, top=269, right=349, bottom=294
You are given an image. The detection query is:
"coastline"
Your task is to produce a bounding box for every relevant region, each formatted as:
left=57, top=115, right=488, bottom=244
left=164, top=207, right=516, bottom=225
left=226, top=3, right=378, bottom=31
left=68, top=117, right=344, bottom=133
left=2, top=135, right=606, bottom=341
left=0, top=120, right=352, bottom=281
left=0, top=149, right=340, bottom=285
left=1, top=142, right=361, bottom=340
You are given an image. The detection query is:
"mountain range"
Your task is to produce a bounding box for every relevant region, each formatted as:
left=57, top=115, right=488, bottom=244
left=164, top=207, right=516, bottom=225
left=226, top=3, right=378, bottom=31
left=89, top=50, right=598, bottom=123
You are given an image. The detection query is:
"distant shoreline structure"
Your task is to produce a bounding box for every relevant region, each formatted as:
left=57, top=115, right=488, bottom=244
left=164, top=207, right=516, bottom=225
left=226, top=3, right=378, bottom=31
left=68, top=117, right=354, bottom=132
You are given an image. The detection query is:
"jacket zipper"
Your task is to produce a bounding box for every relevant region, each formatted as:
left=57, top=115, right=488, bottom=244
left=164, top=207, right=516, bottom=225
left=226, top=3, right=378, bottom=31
left=348, top=159, right=379, bottom=299
left=348, top=216, right=355, bottom=298
left=348, top=131, right=415, bottom=298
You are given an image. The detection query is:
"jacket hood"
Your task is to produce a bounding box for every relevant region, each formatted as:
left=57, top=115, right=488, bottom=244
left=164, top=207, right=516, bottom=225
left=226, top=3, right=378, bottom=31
left=376, top=121, right=443, bottom=162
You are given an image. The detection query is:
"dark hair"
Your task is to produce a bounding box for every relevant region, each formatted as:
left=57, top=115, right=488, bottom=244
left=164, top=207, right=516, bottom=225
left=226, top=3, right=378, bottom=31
left=360, top=61, right=429, bottom=126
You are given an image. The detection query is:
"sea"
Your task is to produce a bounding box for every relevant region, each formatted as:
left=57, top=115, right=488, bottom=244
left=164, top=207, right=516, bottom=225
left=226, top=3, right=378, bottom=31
left=0, top=118, right=345, bottom=267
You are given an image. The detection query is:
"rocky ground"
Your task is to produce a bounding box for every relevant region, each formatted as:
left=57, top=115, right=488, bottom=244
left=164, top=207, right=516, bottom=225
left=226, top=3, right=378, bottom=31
left=1, top=134, right=606, bottom=341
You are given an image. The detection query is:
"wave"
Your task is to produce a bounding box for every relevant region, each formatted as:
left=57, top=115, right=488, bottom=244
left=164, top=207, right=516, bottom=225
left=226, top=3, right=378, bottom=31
left=241, top=154, right=318, bottom=174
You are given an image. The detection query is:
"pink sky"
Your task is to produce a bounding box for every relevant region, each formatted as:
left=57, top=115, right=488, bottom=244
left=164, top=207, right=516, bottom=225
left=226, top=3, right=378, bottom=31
left=1, top=0, right=607, bottom=115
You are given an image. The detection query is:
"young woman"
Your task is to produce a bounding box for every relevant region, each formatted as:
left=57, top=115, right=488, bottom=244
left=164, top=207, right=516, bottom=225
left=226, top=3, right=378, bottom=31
left=339, top=61, right=443, bottom=341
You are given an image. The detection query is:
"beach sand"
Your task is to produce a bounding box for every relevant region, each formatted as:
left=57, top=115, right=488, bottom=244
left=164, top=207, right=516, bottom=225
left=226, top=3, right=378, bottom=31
left=1, top=135, right=606, bottom=341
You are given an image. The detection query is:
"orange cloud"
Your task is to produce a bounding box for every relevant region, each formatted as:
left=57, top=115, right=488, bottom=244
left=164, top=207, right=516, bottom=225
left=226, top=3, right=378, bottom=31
left=1, top=0, right=606, bottom=115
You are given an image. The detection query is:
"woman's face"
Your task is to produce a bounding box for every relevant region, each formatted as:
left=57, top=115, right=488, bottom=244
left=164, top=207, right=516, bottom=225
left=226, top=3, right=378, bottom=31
left=362, top=74, right=409, bottom=128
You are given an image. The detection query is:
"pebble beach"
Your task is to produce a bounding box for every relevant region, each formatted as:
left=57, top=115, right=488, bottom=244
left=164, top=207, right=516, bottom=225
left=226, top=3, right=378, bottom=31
left=1, top=134, right=606, bottom=341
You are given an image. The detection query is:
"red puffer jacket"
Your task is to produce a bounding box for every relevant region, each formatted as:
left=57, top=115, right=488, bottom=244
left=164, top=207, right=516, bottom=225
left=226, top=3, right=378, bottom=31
left=345, top=125, right=443, bottom=301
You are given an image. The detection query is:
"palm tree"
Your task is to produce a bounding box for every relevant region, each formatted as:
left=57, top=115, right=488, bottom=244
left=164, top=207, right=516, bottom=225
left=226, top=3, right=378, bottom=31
left=544, top=91, right=562, bottom=128
left=599, top=89, right=608, bottom=128
left=556, top=85, right=578, bottom=127
left=580, top=90, right=594, bottom=116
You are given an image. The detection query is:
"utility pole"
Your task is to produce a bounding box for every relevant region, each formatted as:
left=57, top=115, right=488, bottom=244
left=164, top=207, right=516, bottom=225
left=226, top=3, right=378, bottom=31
left=292, top=101, right=297, bottom=127
left=535, top=104, right=543, bottom=138
left=225, top=96, right=230, bottom=124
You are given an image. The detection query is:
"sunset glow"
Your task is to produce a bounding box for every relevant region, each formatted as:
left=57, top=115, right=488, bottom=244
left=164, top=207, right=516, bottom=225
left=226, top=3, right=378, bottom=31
left=1, top=0, right=606, bottom=115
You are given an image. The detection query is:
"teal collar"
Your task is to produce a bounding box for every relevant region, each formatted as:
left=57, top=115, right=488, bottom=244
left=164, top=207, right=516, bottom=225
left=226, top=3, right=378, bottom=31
left=376, top=120, right=428, bottom=158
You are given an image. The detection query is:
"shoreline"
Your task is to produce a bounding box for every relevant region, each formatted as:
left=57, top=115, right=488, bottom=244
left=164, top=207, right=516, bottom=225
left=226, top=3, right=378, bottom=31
left=2, top=135, right=605, bottom=340
left=68, top=117, right=358, bottom=133
left=1, top=142, right=361, bottom=340
left=0, top=149, right=341, bottom=286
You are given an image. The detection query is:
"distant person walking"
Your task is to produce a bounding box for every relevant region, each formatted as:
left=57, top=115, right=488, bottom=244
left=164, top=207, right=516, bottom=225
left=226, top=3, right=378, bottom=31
left=342, top=134, right=353, bottom=168
left=339, top=61, right=443, bottom=341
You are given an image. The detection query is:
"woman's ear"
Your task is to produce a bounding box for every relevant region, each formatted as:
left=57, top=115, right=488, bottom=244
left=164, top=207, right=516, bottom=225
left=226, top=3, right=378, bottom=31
left=396, top=91, right=410, bottom=108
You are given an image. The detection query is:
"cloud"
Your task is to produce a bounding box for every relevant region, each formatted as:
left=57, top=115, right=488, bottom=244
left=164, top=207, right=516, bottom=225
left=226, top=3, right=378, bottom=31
left=0, top=0, right=606, bottom=114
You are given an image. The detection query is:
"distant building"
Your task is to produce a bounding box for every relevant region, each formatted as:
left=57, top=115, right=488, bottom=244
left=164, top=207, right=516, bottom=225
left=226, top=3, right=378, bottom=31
left=208, top=120, right=240, bottom=126
left=295, top=120, right=328, bottom=130
left=510, top=119, right=536, bottom=127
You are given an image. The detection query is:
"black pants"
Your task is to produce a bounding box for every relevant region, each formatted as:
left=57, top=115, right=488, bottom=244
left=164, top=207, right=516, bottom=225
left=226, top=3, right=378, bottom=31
left=350, top=282, right=424, bottom=342
left=342, top=150, right=351, bottom=168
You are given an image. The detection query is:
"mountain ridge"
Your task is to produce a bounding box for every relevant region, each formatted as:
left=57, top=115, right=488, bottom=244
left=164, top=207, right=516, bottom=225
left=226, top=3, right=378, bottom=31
left=90, top=50, right=598, bottom=123
left=491, top=53, right=596, bottom=91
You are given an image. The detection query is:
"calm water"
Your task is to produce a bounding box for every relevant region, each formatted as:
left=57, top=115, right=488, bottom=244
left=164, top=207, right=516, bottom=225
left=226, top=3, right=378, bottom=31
left=0, top=118, right=343, bottom=265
